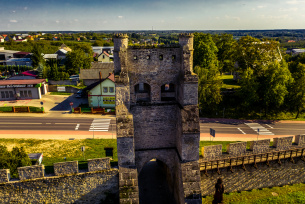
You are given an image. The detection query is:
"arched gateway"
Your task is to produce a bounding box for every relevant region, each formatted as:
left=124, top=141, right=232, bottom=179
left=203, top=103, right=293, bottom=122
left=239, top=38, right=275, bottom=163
left=115, top=33, right=201, bottom=204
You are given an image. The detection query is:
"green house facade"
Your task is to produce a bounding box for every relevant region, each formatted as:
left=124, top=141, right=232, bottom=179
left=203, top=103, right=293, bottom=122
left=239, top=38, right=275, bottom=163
left=88, top=74, right=115, bottom=108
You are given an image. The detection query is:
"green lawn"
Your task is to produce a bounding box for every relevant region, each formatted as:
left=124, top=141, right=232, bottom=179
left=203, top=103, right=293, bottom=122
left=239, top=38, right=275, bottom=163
left=202, top=183, right=305, bottom=204
left=221, top=75, right=241, bottom=89
left=0, top=138, right=117, bottom=174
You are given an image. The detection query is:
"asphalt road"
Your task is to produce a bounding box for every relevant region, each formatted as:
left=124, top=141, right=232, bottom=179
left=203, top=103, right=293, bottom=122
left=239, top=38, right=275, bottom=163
left=0, top=117, right=304, bottom=136
left=0, top=117, right=116, bottom=132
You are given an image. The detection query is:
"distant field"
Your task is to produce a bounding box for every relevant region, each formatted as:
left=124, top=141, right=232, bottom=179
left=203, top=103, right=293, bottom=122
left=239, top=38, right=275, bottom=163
left=221, top=74, right=241, bottom=89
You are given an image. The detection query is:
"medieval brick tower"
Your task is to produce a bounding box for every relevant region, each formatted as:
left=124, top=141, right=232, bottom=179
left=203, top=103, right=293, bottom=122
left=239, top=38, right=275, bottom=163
left=115, top=33, right=201, bottom=204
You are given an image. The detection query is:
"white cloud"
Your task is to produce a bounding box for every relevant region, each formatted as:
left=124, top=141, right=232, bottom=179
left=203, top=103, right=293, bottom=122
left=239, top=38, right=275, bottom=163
left=74, top=19, right=78, bottom=22
left=279, top=7, right=298, bottom=11
left=24, top=7, right=28, bottom=10
left=55, top=20, right=60, bottom=23
left=286, top=0, right=305, bottom=4
left=118, top=16, right=123, bottom=19
left=10, top=20, right=18, bottom=23
left=257, top=5, right=266, bottom=8
left=260, top=14, right=290, bottom=20
left=12, top=10, right=16, bottom=13
left=225, top=15, right=240, bottom=21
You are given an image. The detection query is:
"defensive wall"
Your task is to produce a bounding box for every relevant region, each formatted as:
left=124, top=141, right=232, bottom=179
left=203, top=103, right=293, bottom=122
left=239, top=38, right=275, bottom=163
left=200, top=135, right=305, bottom=196
left=0, top=157, right=119, bottom=204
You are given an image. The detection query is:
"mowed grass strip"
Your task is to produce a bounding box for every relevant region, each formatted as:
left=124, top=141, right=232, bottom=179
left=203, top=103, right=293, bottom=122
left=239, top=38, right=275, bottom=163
left=0, top=138, right=117, bottom=174
left=202, top=183, right=305, bottom=204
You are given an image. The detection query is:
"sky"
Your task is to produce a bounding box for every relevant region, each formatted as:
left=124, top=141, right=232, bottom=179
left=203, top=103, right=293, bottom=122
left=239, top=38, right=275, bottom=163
left=1, top=0, right=305, bottom=31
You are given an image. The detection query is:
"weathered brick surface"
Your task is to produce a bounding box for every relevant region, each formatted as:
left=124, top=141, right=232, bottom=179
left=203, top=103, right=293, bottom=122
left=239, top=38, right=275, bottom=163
left=201, top=158, right=305, bottom=196
left=54, top=161, right=78, bottom=176
left=0, top=169, right=119, bottom=204
left=202, top=145, right=222, bottom=160
left=119, top=166, right=139, bottom=204
left=273, top=136, right=293, bottom=150
left=88, top=158, right=111, bottom=172
left=132, top=105, right=178, bottom=150
left=117, top=137, right=135, bottom=167
left=226, top=142, right=247, bottom=155
left=0, top=169, right=10, bottom=183
left=17, top=165, right=44, bottom=180
left=249, top=139, right=271, bottom=153
left=181, top=161, right=202, bottom=203
left=295, top=135, right=305, bottom=146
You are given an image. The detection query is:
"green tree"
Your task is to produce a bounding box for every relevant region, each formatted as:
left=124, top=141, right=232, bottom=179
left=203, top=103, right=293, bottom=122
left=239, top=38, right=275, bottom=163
left=213, top=34, right=238, bottom=74
left=287, top=63, right=305, bottom=118
left=65, top=48, right=92, bottom=75
left=0, top=145, right=31, bottom=178
left=31, top=44, right=44, bottom=68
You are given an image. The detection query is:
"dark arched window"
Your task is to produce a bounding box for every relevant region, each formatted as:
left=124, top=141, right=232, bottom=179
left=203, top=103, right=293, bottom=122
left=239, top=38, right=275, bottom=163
left=135, top=83, right=151, bottom=102
left=161, top=83, right=176, bottom=101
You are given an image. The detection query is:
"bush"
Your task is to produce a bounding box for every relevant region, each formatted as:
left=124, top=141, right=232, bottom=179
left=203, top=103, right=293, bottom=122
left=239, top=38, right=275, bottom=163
left=0, top=145, right=32, bottom=178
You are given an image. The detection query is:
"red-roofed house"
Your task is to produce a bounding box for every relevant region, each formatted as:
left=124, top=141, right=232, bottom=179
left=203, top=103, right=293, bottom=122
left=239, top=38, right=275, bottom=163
left=87, top=73, right=115, bottom=108
left=98, top=51, right=110, bottom=62
left=0, top=79, right=48, bottom=100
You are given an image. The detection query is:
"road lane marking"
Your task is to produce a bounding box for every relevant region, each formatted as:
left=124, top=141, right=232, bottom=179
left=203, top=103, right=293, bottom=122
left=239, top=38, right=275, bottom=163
left=75, top=124, right=80, bottom=130
left=237, top=128, right=246, bottom=134
left=245, top=123, right=274, bottom=135
left=265, top=124, right=273, bottom=129
left=89, top=118, right=111, bottom=132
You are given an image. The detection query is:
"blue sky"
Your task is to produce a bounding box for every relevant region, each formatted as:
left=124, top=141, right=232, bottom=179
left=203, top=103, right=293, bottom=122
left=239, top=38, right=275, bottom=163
left=1, top=0, right=305, bottom=31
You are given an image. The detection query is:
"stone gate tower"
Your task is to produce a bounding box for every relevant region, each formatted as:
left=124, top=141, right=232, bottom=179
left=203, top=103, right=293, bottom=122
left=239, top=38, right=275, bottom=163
left=115, top=33, right=201, bottom=204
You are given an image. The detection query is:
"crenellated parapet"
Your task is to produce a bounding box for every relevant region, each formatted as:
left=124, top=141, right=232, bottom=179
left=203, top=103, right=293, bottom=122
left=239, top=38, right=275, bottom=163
left=295, top=134, right=305, bottom=146
left=18, top=165, right=45, bottom=180
left=0, top=157, right=112, bottom=183
left=0, top=169, right=10, bottom=183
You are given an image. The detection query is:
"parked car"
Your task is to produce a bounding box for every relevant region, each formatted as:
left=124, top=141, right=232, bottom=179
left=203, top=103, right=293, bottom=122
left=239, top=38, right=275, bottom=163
left=69, top=75, right=79, bottom=80
left=75, top=90, right=82, bottom=98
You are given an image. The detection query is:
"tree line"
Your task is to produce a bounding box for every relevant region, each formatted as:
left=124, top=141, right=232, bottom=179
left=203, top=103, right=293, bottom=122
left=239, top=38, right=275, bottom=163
left=193, top=33, right=305, bottom=119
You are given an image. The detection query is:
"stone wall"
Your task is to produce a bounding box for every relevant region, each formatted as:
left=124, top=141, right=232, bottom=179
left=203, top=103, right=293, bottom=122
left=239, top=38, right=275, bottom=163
left=132, top=105, right=178, bottom=150
left=0, top=169, right=9, bottom=183
left=295, top=134, right=305, bottom=146
left=249, top=139, right=270, bottom=154
left=88, top=158, right=111, bottom=172
left=202, top=145, right=222, bottom=160
left=0, top=157, right=119, bottom=203
left=226, top=142, right=247, bottom=155
left=273, top=136, right=293, bottom=150
left=54, top=161, right=78, bottom=176
left=17, top=165, right=44, bottom=180
left=201, top=158, right=305, bottom=196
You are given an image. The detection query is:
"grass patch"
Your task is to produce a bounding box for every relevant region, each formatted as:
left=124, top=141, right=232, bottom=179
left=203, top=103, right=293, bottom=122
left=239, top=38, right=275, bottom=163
left=0, top=138, right=117, bottom=174
left=202, top=183, right=305, bottom=204
left=221, top=75, right=241, bottom=90
left=49, top=92, right=72, bottom=95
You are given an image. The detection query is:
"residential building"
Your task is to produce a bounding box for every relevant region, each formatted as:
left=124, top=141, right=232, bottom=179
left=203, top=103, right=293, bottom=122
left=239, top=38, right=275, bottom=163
left=97, top=51, right=110, bottom=62
left=79, top=62, right=114, bottom=86
left=88, top=73, right=115, bottom=108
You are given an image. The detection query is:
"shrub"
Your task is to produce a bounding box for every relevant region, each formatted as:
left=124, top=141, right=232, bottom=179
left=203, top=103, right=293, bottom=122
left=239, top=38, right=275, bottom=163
left=0, top=145, right=32, bottom=178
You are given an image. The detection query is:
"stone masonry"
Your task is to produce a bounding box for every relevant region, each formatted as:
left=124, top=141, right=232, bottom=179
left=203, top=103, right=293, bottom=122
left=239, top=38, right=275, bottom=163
left=0, top=169, right=10, bottom=183
left=17, top=165, right=45, bottom=180
left=202, top=145, right=222, bottom=160
left=273, top=136, right=293, bottom=150
left=115, top=33, right=201, bottom=204
left=249, top=139, right=270, bottom=154
left=295, top=134, right=305, bottom=146
left=54, top=161, right=79, bottom=176
left=226, top=142, right=247, bottom=155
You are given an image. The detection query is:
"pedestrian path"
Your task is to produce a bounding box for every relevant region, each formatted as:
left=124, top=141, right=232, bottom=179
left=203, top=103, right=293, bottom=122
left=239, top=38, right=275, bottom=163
left=245, top=123, right=274, bottom=135
left=89, top=118, right=111, bottom=132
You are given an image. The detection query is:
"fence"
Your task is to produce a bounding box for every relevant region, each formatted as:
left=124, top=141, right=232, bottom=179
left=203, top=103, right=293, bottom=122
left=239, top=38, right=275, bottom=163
left=73, top=107, right=115, bottom=115
left=0, top=106, right=44, bottom=113
left=200, top=147, right=305, bottom=176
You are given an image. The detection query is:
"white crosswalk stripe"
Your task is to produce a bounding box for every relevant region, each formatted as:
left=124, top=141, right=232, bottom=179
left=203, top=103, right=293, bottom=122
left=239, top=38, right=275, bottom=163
left=89, top=118, right=111, bottom=132
left=245, top=123, right=274, bottom=135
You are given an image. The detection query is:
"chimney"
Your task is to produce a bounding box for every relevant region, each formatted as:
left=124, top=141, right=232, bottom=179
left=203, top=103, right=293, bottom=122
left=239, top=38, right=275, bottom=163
left=99, top=71, right=102, bottom=81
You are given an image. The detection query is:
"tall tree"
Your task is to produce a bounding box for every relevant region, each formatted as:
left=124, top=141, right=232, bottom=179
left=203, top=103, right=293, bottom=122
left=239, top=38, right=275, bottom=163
left=65, top=48, right=92, bottom=75
left=287, top=63, right=305, bottom=118
left=31, top=44, right=44, bottom=68
left=213, top=34, right=238, bottom=74
left=193, top=33, right=222, bottom=115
